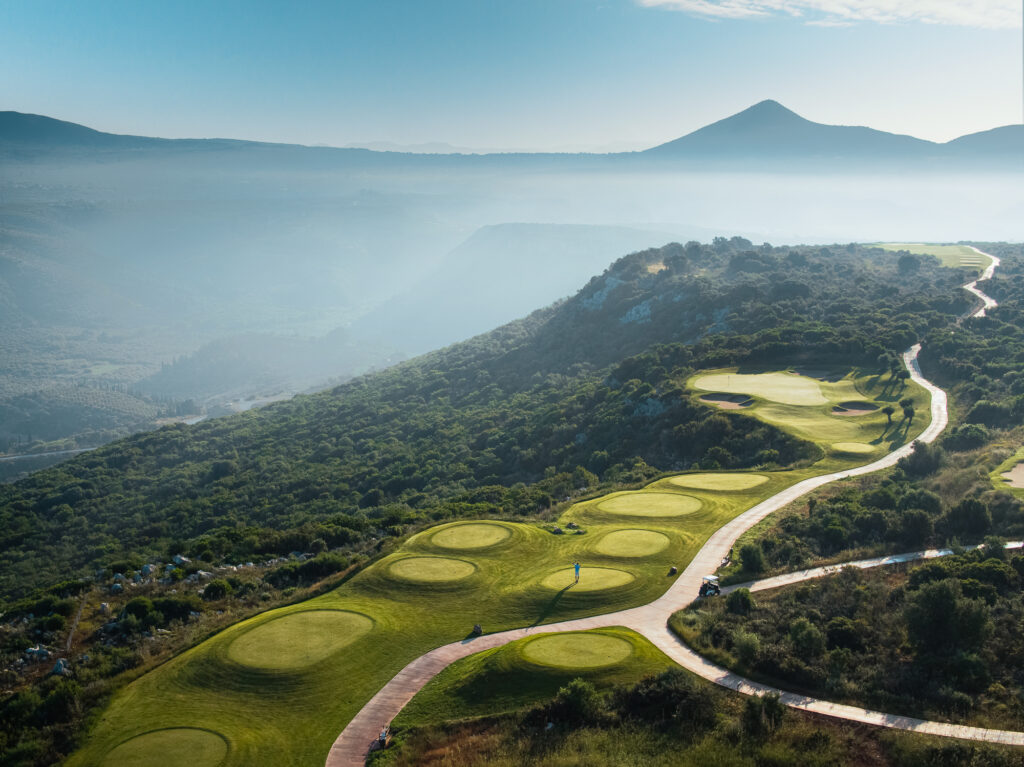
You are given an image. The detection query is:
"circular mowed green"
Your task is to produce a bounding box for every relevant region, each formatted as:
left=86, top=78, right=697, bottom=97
left=431, top=523, right=511, bottom=550
left=227, top=610, right=373, bottom=670
left=669, top=473, right=768, bottom=491
left=522, top=633, right=633, bottom=668
left=595, top=530, right=670, bottom=557
left=389, top=556, right=477, bottom=583
left=832, top=442, right=875, bottom=455
left=100, top=728, right=228, bottom=767
left=541, top=567, right=634, bottom=592
left=596, top=492, right=702, bottom=517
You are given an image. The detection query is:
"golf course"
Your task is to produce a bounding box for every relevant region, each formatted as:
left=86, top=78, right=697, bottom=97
left=877, top=242, right=994, bottom=272
left=66, top=361, right=931, bottom=767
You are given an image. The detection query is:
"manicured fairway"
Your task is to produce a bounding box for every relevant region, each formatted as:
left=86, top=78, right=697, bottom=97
left=877, top=242, right=991, bottom=271
left=392, top=628, right=675, bottom=730
left=692, top=371, right=828, bottom=405
left=67, top=364, right=934, bottom=767
left=521, top=632, right=633, bottom=668
left=431, top=522, right=511, bottom=549
left=227, top=610, right=373, bottom=670
left=595, top=530, right=670, bottom=557
left=389, top=556, right=476, bottom=582
left=100, top=728, right=228, bottom=767
left=669, top=473, right=768, bottom=491
left=541, top=567, right=635, bottom=592
left=596, top=491, right=702, bottom=516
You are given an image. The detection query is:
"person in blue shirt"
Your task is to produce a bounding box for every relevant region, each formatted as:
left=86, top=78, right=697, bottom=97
left=574, top=561, right=581, bottom=584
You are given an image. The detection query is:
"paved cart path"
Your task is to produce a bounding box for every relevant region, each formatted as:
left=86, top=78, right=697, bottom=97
left=325, top=250, right=1009, bottom=766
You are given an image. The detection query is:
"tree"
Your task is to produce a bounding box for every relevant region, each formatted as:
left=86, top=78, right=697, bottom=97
left=943, top=499, right=991, bottom=538
left=904, top=578, right=991, bottom=654
left=902, top=404, right=915, bottom=424
left=202, top=579, right=233, bottom=601
left=882, top=405, right=895, bottom=426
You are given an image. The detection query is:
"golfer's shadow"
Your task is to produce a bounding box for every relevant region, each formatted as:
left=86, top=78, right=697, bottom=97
left=530, top=583, right=573, bottom=627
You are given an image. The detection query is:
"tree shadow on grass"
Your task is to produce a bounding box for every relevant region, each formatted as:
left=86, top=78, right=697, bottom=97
left=529, top=584, right=573, bottom=627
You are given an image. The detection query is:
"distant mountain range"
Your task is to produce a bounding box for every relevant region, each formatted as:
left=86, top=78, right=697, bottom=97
left=2, top=100, right=1021, bottom=167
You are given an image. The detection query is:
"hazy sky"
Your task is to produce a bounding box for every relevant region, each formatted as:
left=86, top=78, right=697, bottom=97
left=2, top=0, right=1021, bottom=150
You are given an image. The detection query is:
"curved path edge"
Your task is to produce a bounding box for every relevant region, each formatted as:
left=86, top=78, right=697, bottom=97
left=326, top=251, right=1006, bottom=765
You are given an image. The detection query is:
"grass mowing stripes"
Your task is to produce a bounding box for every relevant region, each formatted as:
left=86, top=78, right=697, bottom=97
left=67, top=365, right=933, bottom=767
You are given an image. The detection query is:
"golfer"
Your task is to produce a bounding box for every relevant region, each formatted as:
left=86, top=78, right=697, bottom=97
left=574, top=561, right=581, bottom=584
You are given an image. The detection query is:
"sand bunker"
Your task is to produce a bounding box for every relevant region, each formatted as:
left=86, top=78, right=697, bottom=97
left=832, top=401, right=879, bottom=416
left=669, top=473, right=768, bottom=491
left=228, top=610, right=373, bottom=670
left=389, top=556, right=476, bottom=583
left=101, top=728, right=228, bottom=767
left=541, top=567, right=635, bottom=592
left=596, top=492, right=702, bottom=517
left=595, top=530, right=670, bottom=557
left=1001, top=462, right=1024, bottom=488
left=431, top=523, right=511, bottom=550
left=831, top=442, right=875, bottom=455
left=700, top=393, right=754, bottom=409
left=522, top=633, right=633, bottom=668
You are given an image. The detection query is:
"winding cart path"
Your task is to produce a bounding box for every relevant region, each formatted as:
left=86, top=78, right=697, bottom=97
left=325, top=250, right=1009, bottom=766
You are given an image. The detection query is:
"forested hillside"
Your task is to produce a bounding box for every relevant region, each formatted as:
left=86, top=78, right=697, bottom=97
left=0, top=239, right=970, bottom=602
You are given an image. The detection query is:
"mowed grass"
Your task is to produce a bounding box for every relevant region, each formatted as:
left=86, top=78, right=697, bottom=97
left=99, top=728, right=227, bottom=767
left=388, top=627, right=675, bottom=729
left=690, top=367, right=928, bottom=466
left=69, top=366, right=933, bottom=767
left=877, top=242, right=991, bottom=272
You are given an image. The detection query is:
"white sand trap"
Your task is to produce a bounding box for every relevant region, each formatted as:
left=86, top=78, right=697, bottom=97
left=1001, top=463, right=1024, bottom=488
left=700, top=393, right=753, bottom=410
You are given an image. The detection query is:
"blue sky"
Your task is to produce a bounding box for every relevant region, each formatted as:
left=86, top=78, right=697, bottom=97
left=1, top=0, right=1021, bottom=150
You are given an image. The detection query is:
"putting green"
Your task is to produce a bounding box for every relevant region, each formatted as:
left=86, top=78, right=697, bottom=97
left=669, top=473, right=768, bottom=491
left=595, top=530, right=670, bottom=557
left=541, top=567, right=634, bottom=592
left=831, top=442, right=875, bottom=455
left=691, top=371, right=827, bottom=406
left=431, top=523, right=511, bottom=550
left=596, top=492, right=702, bottom=517
left=389, top=556, right=476, bottom=583
left=100, top=728, right=228, bottom=767
left=521, top=633, right=633, bottom=669
left=227, top=610, right=373, bottom=670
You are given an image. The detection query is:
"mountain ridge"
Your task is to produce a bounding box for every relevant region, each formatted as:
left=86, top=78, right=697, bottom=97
left=3, top=103, right=1021, bottom=163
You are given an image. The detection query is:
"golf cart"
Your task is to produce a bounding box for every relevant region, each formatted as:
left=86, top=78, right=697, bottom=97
left=698, top=575, right=720, bottom=598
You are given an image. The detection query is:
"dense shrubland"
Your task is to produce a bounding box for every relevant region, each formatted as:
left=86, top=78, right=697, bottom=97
left=674, top=543, right=1024, bottom=729
left=0, top=239, right=970, bottom=604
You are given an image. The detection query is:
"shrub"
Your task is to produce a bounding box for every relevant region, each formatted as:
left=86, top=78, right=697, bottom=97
left=726, top=588, right=756, bottom=615
left=740, top=544, right=765, bottom=575
left=202, top=579, right=233, bottom=601
left=733, top=630, right=761, bottom=666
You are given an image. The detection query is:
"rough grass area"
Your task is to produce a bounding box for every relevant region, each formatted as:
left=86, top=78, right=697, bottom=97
left=226, top=610, right=373, bottom=670
left=99, top=728, right=228, bottom=767
left=877, top=242, right=991, bottom=272
left=596, top=491, right=703, bottom=516
left=68, top=366, right=933, bottom=767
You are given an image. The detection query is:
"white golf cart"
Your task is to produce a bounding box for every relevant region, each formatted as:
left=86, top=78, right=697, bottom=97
left=698, top=574, right=720, bottom=597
